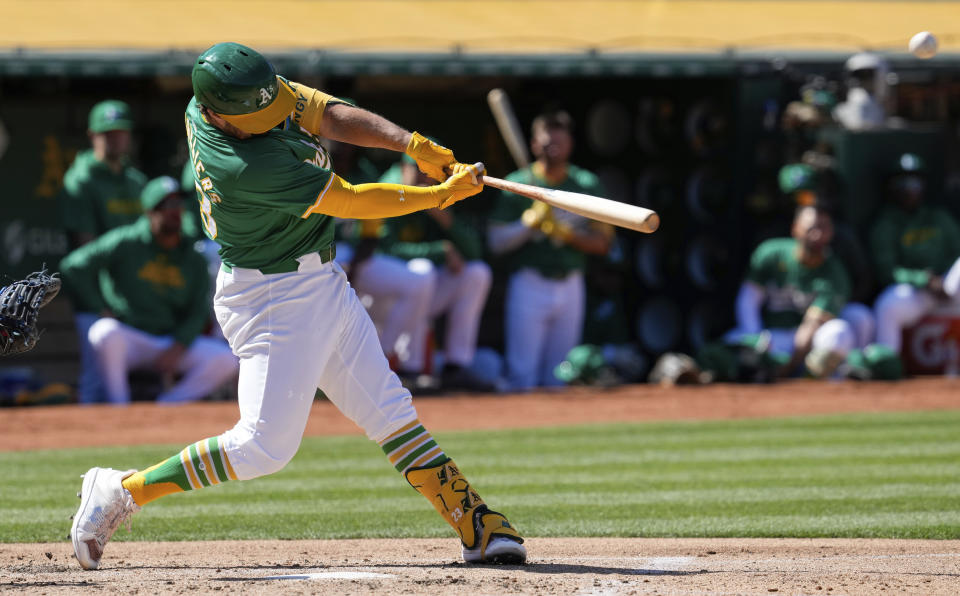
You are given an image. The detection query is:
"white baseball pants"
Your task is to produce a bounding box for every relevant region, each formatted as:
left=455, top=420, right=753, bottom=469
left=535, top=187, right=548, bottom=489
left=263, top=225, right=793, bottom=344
left=504, top=268, right=585, bottom=390
left=874, top=257, right=960, bottom=353
left=725, top=318, right=858, bottom=357
left=87, top=318, right=239, bottom=405
left=213, top=253, right=419, bottom=480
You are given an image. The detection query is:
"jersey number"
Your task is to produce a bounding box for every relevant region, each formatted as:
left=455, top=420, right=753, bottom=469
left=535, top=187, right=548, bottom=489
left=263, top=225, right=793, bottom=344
left=195, top=181, right=218, bottom=238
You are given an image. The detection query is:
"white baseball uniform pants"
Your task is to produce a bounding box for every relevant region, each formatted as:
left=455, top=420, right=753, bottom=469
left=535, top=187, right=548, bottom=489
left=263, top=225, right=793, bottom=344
left=213, top=252, right=419, bottom=480
left=87, top=318, right=239, bottom=405
left=504, top=268, right=585, bottom=390
left=874, top=257, right=960, bottom=354
left=725, top=318, right=857, bottom=358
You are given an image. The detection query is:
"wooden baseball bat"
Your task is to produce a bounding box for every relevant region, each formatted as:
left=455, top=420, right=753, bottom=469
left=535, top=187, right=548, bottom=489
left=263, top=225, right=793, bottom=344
left=487, top=89, right=531, bottom=170
left=485, top=88, right=659, bottom=233
left=480, top=174, right=660, bottom=234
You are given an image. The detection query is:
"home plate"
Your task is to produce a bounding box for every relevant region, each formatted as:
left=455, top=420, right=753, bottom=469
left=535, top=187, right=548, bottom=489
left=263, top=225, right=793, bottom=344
left=262, top=571, right=395, bottom=581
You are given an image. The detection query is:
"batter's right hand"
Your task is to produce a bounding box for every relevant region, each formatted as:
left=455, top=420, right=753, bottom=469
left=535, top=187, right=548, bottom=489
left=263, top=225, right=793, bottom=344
left=438, top=162, right=484, bottom=209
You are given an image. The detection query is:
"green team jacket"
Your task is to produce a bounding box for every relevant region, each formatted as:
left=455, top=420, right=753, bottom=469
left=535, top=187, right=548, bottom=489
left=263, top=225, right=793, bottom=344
left=747, top=237, right=851, bottom=329
left=59, top=217, right=210, bottom=347
left=59, top=150, right=147, bottom=238
left=373, top=163, right=483, bottom=263
left=869, top=205, right=960, bottom=288
left=489, top=164, right=604, bottom=277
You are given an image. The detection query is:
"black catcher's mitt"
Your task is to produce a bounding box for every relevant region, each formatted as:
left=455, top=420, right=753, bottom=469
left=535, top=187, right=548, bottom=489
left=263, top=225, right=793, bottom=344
left=0, top=269, right=61, bottom=356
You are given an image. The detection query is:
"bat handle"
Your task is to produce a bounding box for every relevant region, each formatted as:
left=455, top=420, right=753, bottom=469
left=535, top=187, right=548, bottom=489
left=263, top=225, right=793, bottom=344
left=444, top=162, right=486, bottom=184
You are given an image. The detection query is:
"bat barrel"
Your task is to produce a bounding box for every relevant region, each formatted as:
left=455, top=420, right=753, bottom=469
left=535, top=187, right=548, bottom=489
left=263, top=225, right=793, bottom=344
left=480, top=175, right=660, bottom=234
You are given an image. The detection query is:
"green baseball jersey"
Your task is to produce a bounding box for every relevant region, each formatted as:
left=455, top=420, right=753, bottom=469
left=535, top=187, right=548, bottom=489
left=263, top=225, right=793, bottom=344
left=59, top=217, right=210, bottom=346
left=489, top=164, right=604, bottom=277
left=374, top=164, right=482, bottom=263
left=59, top=149, right=147, bottom=238
left=183, top=93, right=335, bottom=273
left=177, top=160, right=207, bottom=241
left=747, top=238, right=851, bottom=329
left=869, top=205, right=960, bottom=288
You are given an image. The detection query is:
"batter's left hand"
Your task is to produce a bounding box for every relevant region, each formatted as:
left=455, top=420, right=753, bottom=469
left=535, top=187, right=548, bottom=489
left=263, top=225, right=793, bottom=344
left=438, top=162, right=485, bottom=209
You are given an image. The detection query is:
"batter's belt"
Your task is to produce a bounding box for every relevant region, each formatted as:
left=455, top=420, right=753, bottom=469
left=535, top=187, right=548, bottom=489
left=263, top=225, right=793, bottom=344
left=220, top=245, right=336, bottom=275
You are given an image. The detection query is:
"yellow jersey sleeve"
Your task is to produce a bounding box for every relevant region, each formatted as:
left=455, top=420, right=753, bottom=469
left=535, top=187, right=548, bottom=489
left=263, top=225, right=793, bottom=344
left=301, top=176, right=443, bottom=220
left=288, top=80, right=342, bottom=135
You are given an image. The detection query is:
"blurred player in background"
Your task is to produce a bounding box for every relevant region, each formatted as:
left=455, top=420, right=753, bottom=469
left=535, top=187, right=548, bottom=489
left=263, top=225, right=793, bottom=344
left=59, top=100, right=147, bottom=404
left=60, top=100, right=147, bottom=246
left=376, top=154, right=495, bottom=392
left=488, top=109, right=613, bottom=389
left=70, top=42, right=524, bottom=571
left=59, top=176, right=238, bottom=405
left=871, top=153, right=960, bottom=354
left=725, top=203, right=857, bottom=378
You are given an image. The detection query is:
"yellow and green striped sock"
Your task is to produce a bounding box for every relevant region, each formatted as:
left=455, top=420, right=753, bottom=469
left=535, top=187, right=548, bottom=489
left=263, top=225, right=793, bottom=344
left=122, top=437, right=238, bottom=506
left=379, top=420, right=448, bottom=475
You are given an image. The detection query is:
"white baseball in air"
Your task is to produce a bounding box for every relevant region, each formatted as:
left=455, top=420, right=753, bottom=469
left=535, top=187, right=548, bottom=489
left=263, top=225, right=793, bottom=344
left=909, top=31, right=938, bottom=59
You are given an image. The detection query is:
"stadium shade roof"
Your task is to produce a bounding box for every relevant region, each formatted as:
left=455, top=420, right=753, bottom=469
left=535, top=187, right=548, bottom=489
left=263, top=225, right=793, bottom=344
left=2, top=0, right=958, bottom=76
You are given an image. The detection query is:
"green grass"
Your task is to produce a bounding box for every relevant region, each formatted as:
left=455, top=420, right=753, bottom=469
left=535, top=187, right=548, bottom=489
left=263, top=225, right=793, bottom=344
left=2, top=410, right=959, bottom=542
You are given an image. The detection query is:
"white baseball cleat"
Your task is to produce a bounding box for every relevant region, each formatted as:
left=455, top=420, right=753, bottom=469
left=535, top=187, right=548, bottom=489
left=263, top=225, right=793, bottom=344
left=70, top=467, right=140, bottom=570
left=461, top=505, right=527, bottom=565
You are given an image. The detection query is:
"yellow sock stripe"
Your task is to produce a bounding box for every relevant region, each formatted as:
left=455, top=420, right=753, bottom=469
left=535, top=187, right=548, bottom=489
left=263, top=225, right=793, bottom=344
left=408, top=445, right=445, bottom=470
left=378, top=420, right=421, bottom=447
left=386, top=432, right=433, bottom=466
left=219, top=437, right=239, bottom=480
left=196, top=440, right=220, bottom=485
left=179, top=448, right=202, bottom=490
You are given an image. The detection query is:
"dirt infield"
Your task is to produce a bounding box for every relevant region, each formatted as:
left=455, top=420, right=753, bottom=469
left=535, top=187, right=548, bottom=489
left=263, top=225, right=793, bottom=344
left=4, top=379, right=960, bottom=594
left=3, top=538, right=959, bottom=594
left=3, top=378, right=960, bottom=451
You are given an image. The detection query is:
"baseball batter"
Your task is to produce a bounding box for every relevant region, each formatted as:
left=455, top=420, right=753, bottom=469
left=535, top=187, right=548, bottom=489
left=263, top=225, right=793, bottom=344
left=70, top=42, right=525, bottom=569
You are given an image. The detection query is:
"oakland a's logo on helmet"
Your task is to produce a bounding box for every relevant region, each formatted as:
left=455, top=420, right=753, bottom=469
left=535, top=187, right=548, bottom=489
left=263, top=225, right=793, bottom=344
left=257, top=85, right=275, bottom=107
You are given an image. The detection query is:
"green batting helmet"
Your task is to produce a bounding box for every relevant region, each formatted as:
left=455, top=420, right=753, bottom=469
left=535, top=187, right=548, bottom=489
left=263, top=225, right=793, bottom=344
left=191, top=42, right=296, bottom=134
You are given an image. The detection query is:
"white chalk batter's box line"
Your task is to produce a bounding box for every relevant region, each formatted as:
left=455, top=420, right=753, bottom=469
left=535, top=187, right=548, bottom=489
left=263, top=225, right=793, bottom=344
left=261, top=570, right=395, bottom=581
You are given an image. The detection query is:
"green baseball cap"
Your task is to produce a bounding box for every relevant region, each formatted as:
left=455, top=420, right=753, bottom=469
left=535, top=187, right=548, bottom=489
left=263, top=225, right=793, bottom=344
left=88, top=100, right=134, bottom=133
left=141, top=176, right=182, bottom=211
left=554, top=344, right=607, bottom=384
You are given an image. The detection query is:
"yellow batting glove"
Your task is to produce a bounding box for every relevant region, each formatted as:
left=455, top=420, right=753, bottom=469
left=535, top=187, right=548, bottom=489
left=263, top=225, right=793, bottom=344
left=448, top=161, right=485, bottom=184
left=438, top=162, right=484, bottom=209
left=405, top=132, right=456, bottom=182
left=546, top=221, right=573, bottom=243
left=521, top=200, right=553, bottom=229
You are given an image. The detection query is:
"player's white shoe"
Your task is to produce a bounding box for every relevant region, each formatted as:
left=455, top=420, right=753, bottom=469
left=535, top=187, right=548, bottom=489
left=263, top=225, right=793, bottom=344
left=70, top=467, right=140, bottom=570
left=461, top=505, right=527, bottom=565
